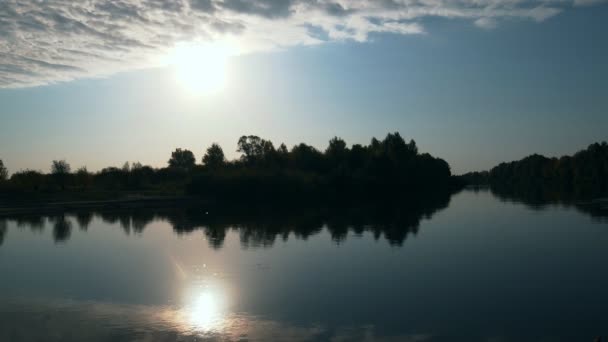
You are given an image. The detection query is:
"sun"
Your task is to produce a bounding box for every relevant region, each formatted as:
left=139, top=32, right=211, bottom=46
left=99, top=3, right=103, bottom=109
left=169, top=42, right=235, bottom=95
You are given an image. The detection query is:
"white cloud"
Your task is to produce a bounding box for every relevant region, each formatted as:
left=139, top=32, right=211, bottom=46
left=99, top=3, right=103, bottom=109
left=0, top=0, right=601, bottom=88
left=474, top=17, right=498, bottom=29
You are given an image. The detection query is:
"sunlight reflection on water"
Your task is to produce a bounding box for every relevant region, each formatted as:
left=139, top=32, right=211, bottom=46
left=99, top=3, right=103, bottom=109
left=2, top=190, right=608, bottom=341
left=183, top=288, right=227, bottom=333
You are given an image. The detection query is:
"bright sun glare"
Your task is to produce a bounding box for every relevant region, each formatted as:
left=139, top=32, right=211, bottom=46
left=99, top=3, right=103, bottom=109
left=185, top=290, right=226, bottom=331
left=170, top=42, right=236, bottom=95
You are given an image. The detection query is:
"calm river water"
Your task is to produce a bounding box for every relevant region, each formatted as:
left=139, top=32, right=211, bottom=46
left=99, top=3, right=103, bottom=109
left=0, top=189, right=607, bottom=341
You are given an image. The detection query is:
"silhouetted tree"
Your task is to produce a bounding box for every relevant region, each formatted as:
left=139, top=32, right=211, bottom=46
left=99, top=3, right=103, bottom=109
left=95, top=166, right=125, bottom=190
left=168, top=148, right=195, bottom=169
left=51, top=160, right=71, bottom=190
left=278, top=143, right=288, bottom=155
left=203, top=143, right=226, bottom=169
left=290, top=143, right=324, bottom=172
left=10, top=170, right=44, bottom=191
left=237, top=135, right=276, bottom=164
left=348, top=144, right=368, bottom=170
left=51, top=160, right=71, bottom=174
left=274, top=143, right=290, bottom=167
left=237, top=135, right=262, bottom=162
left=0, top=160, right=7, bottom=181
left=326, top=136, right=348, bottom=168
left=75, top=167, right=92, bottom=190
left=127, top=162, right=153, bottom=190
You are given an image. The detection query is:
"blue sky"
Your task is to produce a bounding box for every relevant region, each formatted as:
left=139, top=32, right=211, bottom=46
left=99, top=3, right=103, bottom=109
left=1, top=0, right=607, bottom=174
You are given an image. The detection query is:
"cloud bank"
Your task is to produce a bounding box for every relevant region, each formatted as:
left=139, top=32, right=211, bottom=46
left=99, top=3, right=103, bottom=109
left=0, top=0, right=605, bottom=88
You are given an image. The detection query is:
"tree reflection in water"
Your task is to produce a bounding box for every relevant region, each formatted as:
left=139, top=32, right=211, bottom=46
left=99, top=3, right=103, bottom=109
left=0, top=192, right=453, bottom=247
left=2, top=188, right=606, bottom=247
left=489, top=184, right=608, bottom=223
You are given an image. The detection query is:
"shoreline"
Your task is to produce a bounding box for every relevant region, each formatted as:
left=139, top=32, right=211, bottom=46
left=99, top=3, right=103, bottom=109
left=1, top=190, right=606, bottom=218
left=0, top=196, right=199, bottom=217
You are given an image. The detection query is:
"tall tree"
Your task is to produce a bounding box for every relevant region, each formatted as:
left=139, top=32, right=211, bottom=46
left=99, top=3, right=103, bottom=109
left=237, top=135, right=275, bottom=164
left=203, top=143, right=226, bottom=169
left=51, top=160, right=71, bottom=190
left=168, top=148, right=196, bottom=169
left=237, top=135, right=262, bottom=162
left=0, top=159, right=7, bottom=181
left=326, top=137, right=348, bottom=167
left=51, top=160, right=71, bottom=174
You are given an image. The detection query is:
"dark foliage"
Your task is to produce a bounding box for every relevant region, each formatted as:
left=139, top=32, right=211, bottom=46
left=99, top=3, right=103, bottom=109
left=168, top=148, right=196, bottom=170
left=8, top=170, right=45, bottom=191
left=488, top=142, right=608, bottom=200
left=189, top=132, right=456, bottom=202
left=0, top=132, right=458, bottom=204
left=0, top=160, right=7, bottom=182
left=51, top=160, right=71, bottom=190
left=202, top=143, right=226, bottom=169
left=458, top=171, right=490, bottom=185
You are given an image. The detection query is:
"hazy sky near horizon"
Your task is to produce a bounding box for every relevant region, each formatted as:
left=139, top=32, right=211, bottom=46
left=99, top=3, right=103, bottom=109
left=1, top=0, right=607, bottom=174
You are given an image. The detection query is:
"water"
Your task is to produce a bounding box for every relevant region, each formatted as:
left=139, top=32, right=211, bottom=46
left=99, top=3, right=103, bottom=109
left=0, top=190, right=607, bottom=341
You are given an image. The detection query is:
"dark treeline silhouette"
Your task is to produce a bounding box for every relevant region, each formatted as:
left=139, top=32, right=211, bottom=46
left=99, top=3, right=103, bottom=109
left=0, top=132, right=460, bottom=204
left=460, top=142, right=608, bottom=200
left=0, top=193, right=452, bottom=247
left=189, top=133, right=458, bottom=201
left=458, top=171, right=490, bottom=186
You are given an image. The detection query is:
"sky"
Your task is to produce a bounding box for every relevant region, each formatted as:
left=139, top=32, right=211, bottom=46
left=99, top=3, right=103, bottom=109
left=0, top=0, right=607, bottom=175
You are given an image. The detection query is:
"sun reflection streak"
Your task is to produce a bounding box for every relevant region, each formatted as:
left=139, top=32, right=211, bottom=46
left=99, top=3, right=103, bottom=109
left=182, top=287, right=227, bottom=332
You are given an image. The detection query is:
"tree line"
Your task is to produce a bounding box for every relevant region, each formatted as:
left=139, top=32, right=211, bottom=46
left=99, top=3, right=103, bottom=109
left=0, top=132, right=459, bottom=202
left=460, top=141, right=608, bottom=200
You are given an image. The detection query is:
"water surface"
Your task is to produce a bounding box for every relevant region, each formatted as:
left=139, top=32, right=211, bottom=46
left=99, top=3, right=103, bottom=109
left=1, top=190, right=607, bottom=341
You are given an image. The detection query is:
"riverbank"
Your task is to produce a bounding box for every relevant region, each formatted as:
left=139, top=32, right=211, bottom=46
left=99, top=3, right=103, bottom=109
left=0, top=195, right=198, bottom=217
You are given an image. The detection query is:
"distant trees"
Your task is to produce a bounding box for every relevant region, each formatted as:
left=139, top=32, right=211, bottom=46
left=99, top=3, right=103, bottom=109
left=202, top=144, right=225, bottom=169
left=168, top=148, right=195, bottom=169
left=189, top=132, right=455, bottom=201
left=487, top=142, right=608, bottom=199
left=459, top=171, right=489, bottom=185
left=0, top=132, right=460, bottom=202
left=0, top=160, right=7, bottom=181
left=10, top=170, right=44, bottom=191
left=3, top=137, right=606, bottom=204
